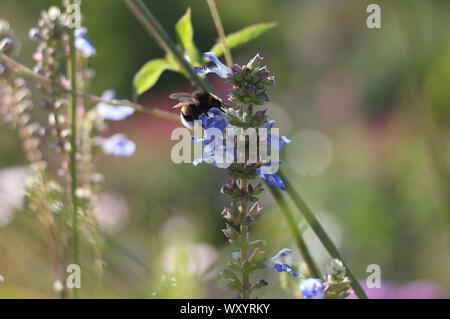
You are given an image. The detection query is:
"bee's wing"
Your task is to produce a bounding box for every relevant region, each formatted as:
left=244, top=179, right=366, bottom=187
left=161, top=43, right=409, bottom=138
left=170, top=92, right=199, bottom=109
left=169, top=92, right=195, bottom=101
left=172, top=102, right=186, bottom=109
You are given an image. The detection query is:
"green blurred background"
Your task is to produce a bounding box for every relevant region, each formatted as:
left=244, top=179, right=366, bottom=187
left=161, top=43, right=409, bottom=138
left=0, top=0, right=449, bottom=298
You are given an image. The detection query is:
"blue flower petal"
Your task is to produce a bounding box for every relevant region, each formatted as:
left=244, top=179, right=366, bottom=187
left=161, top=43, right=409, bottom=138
left=257, top=171, right=285, bottom=190
left=200, top=108, right=227, bottom=131
left=75, top=37, right=96, bottom=57
left=300, top=278, right=325, bottom=299
left=264, top=121, right=292, bottom=150
left=101, top=89, right=115, bottom=100
left=272, top=248, right=292, bottom=262
left=192, top=123, right=236, bottom=169
left=273, top=262, right=302, bottom=277
left=265, top=120, right=276, bottom=130
left=267, top=134, right=292, bottom=150
left=74, top=27, right=87, bottom=38
left=97, top=104, right=135, bottom=121
left=96, top=90, right=135, bottom=121
left=203, top=52, right=231, bottom=72
left=267, top=248, right=303, bottom=278
left=194, top=52, right=232, bottom=79
left=194, top=66, right=230, bottom=79
left=103, top=134, right=136, bottom=157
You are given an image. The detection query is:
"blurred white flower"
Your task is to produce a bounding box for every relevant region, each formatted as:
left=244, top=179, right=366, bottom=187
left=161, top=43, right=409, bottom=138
left=53, top=280, right=64, bottom=292
left=94, top=193, right=129, bottom=232
left=0, top=274, right=4, bottom=283
left=161, top=243, right=219, bottom=276
left=0, top=167, right=30, bottom=228
left=159, top=216, right=194, bottom=242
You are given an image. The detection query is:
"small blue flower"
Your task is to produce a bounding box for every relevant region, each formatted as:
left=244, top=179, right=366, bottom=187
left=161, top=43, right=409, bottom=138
left=103, top=134, right=136, bottom=157
left=266, top=248, right=303, bottom=278
left=192, top=127, right=235, bottom=169
left=299, top=278, right=325, bottom=299
left=272, top=248, right=292, bottom=260
left=199, top=107, right=227, bottom=131
left=257, top=160, right=286, bottom=190
left=96, top=90, right=135, bottom=121
left=194, top=52, right=232, bottom=78
left=193, top=143, right=235, bottom=169
left=74, top=27, right=96, bottom=57
left=192, top=108, right=235, bottom=168
left=264, top=121, right=292, bottom=150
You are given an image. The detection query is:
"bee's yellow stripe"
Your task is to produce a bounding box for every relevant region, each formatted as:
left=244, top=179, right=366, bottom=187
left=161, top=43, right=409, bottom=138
left=208, top=93, right=213, bottom=106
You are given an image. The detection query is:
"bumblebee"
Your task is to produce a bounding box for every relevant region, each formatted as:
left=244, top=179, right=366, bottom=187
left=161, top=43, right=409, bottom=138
left=170, top=90, right=225, bottom=129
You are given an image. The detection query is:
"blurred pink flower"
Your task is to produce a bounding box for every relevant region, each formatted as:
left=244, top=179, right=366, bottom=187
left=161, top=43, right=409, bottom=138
left=349, top=280, right=446, bottom=299
left=95, top=193, right=129, bottom=232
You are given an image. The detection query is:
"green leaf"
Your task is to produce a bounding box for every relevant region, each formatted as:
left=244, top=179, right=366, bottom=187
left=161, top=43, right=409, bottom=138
left=175, top=7, right=200, bottom=66
left=208, top=22, right=277, bottom=59
left=133, top=59, right=172, bottom=95
left=220, top=268, right=242, bottom=293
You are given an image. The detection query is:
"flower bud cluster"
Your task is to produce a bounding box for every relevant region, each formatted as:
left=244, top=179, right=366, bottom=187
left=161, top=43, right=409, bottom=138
left=324, top=259, right=351, bottom=299
left=228, top=54, right=275, bottom=108
left=29, top=6, right=73, bottom=163
left=0, top=76, right=43, bottom=166
left=192, top=52, right=292, bottom=297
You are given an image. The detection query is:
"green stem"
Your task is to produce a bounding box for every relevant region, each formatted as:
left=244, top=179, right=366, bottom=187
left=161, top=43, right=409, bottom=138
left=207, top=0, right=233, bottom=66
left=239, top=178, right=250, bottom=298
left=0, top=53, right=179, bottom=122
left=278, top=171, right=368, bottom=299
left=69, top=28, right=79, bottom=299
left=124, top=0, right=216, bottom=93
left=267, top=183, right=321, bottom=279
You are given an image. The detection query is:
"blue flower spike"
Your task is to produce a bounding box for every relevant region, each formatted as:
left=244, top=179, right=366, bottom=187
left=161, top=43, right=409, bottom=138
left=74, top=27, right=96, bottom=57
left=103, top=134, right=136, bottom=157
left=96, top=90, right=135, bottom=121
left=267, top=248, right=303, bottom=278
left=299, top=278, right=325, bottom=299
left=194, top=52, right=232, bottom=79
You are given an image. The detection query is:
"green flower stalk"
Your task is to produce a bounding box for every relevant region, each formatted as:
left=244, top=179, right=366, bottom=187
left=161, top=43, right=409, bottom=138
left=192, top=52, right=294, bottom=298
left=1, top=18, right=69, bottom=298
left=0, top=3, right=117, bottom=297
